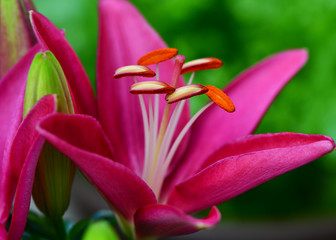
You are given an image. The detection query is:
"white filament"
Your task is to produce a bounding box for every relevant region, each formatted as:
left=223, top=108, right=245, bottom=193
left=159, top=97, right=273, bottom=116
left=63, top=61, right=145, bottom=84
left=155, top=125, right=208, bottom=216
left=139, top=69, right=209, bottom=198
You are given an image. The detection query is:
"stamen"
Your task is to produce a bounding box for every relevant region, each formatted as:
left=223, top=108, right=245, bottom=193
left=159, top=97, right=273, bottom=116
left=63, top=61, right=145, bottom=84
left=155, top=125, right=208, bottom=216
left=181, top=57, right=222, bottom=75
left=153, top=64, right=160, bottom=145
left=165, top=84, right=208, bottom=103
left=138, top=48, right=178, bottom=66
left=114, top=65, right=155, bottom=79
left=205, top=85, right=235, bottom=112
left=146, top=55, right=185, bottom=187
left=155, top=55, right=185, bottom=153
left=156, top=102, right=213, bottom=199
left=130, top=81, right=175, bottom=94
left=121, top=49, right=235, bottom=200
left=152, top=99, right=187, bottom=196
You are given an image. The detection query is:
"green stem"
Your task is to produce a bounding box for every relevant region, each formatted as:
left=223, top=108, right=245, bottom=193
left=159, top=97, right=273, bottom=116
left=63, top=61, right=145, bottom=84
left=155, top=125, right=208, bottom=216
left=49, top=217, right=67, bottom=240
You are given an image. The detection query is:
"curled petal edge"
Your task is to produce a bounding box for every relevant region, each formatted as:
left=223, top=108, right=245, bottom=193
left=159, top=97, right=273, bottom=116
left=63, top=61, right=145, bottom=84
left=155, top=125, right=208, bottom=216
left=134, top=204, right=220, bottom=238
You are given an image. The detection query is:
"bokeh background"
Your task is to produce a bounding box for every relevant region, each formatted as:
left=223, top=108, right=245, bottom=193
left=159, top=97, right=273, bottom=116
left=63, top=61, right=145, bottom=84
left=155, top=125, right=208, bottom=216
left=33, top=0, right=336, bottom=237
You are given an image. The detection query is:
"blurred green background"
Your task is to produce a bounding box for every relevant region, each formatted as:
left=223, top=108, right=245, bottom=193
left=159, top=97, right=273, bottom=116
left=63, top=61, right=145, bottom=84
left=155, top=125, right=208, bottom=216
left=34, top=0, right=336, bottom=221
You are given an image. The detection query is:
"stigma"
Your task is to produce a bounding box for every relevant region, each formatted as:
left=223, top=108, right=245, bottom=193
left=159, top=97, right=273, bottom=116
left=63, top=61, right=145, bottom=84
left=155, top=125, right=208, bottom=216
left=114, top=48, right=235, bottom=199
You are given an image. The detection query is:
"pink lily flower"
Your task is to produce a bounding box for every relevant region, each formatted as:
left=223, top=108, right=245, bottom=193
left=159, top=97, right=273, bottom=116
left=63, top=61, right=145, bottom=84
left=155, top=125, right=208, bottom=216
left=28, top=0, right=334, bottom=239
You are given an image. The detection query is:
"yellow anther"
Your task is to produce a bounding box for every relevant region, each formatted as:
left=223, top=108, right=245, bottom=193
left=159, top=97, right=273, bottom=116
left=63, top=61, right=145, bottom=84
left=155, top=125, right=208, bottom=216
left=138, top=48, right=178, bottom=66
left=181, top=57, right=222, bottom=75
left=166, top=84, right=208, bottom=103
left=130, top=81, right=175, bottom=94
left=205, top=85, right=235, bottom=112
left=114, top=65, right=156, bottom=79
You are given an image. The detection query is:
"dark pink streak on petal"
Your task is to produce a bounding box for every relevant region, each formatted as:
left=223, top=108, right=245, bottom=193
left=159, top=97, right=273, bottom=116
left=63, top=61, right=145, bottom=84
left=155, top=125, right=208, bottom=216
left=37, top=114, right=157, bottom=221
left=5, top=95, right=57, bottom=240
left=30, top=11, right=96, bottom=116
left=163, top=49, right=308, bottom=197
left=167, top=133, right=335, bottom=214
left=134, top=204, right=220, bottom=238
left=97, top=0, right=189, bottom=174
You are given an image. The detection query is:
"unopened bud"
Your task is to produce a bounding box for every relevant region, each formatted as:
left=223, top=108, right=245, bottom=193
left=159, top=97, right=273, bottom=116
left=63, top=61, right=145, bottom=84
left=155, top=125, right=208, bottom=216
left=24, top=50, right=76, bottom=219
left=24, top=51, right=75, bottom=116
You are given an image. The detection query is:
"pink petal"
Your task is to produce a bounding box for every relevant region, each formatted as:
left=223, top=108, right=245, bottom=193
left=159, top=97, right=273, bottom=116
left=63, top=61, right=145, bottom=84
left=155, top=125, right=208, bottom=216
left=167, top=133, right=335, bottom=214
left=2, top=95, right=57, bottom=239
left=30, top=11, right=96, bottom=117
left=134, top=204, right=220, bottom=238
left=37, top=113, right=157, bottom=221
left=0, top=224, right=6, bottom=239
left=163, top=49, right=308, bottom=195
left=97, top=0, right=189, bottom=174
left=0, top=45, right=40, bottom=187
left=8, top=137, right=45, bottom=240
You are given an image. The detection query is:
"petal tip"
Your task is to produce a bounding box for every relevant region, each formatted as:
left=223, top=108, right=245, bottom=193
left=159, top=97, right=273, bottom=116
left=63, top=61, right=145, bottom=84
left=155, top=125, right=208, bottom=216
left=284, top=48, right=309, bottom=65
left=324, top=136, right=336, bottom=152
left=195, top=206, right=221, bottom=230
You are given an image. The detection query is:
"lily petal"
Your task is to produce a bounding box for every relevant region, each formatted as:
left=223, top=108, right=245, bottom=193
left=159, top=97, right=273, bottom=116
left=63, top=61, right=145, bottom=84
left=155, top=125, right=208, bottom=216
left=0, top=224, right=6, bottom=239
left=8, top=137, right=44, bottom=240
left=30, top=11, right=96, bottom=116
left=167, top=133, right=335, bottom=214
left=2, top=95, right=57, bottom=239
left=134, top=204, right=220, bottom=238
left=0, top=45, right=40, bottom=177
left=163, top=49, right=308, bottom=195
left=37, top=113, right=157, bottom=220
left=97, top=0, right=189, bottom=174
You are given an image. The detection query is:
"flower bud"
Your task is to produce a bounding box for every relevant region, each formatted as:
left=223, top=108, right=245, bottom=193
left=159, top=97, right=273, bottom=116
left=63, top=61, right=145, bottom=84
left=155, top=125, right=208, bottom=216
left=0, top=0, right=36, bottom=78
left=24, top=51, right=75, bottom=116
left=24, top=51, right=76, bottom=219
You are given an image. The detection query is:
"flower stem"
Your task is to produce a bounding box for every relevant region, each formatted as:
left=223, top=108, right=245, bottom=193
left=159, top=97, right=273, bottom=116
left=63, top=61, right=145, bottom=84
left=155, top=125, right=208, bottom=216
left=50, top=217, right=67, bottom=240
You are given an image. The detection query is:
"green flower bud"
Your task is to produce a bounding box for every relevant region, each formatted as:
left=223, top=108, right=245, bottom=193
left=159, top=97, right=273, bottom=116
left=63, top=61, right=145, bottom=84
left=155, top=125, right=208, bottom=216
left=0, top=0, right=36, bottom=78
left=83, top=221, right=120, bottom=240
left=24, top=51, right=75, bottom=116
left=24, top=51, right=76, bottom=219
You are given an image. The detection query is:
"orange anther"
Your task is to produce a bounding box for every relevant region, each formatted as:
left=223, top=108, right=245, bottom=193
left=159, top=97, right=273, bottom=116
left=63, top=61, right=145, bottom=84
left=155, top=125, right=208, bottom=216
left=114, top=65, right=156, bottom=79
left=166, top=84, right=208, bottom=103
left=205, top=85, right=235, bottom=112
left=181, top=57, right=223, bottom=75
left=130, top=81, right=175, bottom=94
left=138, top=48, right=178, bottom=65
